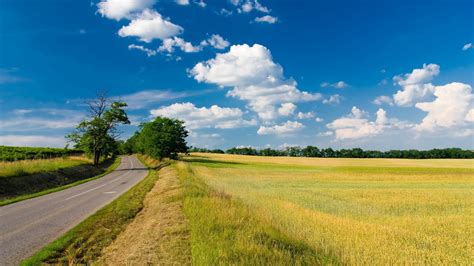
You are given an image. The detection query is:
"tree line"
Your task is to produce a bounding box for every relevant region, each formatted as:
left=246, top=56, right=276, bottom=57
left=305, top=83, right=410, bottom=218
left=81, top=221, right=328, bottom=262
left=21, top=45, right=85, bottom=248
left=191, top=146, right=474, bottom=159
left=66, top=93, right=472, bottom=164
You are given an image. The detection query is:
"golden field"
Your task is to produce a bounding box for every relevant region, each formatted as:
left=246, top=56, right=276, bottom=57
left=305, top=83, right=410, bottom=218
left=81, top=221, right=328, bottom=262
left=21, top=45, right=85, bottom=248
left=183, top=153, right=474, bottom=264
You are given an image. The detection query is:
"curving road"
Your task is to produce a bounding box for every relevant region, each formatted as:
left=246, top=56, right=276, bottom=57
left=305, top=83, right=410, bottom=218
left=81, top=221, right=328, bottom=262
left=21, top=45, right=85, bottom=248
left=0, top=155, right=148, bottom=265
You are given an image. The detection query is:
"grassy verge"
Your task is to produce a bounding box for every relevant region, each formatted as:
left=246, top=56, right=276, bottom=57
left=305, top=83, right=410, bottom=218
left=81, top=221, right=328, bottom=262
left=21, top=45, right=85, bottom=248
left=21, top=155, right=164, bottom=265
left=176, top=161, right=338, bottom=265
left=0, top=157, right=121, bottom=206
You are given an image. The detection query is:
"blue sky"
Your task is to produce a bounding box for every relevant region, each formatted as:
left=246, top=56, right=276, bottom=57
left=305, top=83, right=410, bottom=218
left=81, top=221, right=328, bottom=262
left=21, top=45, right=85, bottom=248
left=0, top=0, right=473, bottom=150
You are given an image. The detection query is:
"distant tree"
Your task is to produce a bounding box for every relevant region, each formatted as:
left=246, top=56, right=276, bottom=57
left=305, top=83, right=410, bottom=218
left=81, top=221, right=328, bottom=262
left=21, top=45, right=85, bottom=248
left=136, top=116, right=188, bottom=159
left=67, top=93, right=130, bottom=165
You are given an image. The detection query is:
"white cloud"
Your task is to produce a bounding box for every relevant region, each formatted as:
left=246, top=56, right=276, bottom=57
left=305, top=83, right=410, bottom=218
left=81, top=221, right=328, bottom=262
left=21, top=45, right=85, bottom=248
left=237, top=0, right=269, bottom=13
left=297, top=111, right=315, bottom=119
left=326, top=107, right=406, bottom=140
left=415, top=82, right=473, bottom=131
left=255, top=15, right=278, bottom=24
left=190, top=44, right=322, bottom=120
left=393, top=63, right=439, bottom=106
left=150, top=102, right=256, bottom=129
left=372, top=95, right=394, bottom=106
left=128, top=44, right=157, bottom=56
left=118, top=9, right=183, bottom=43
left=323, top=94, right=341, bottom=104
left=257, top=121, right=304, bottom=135
left=278, top=103, right=296, bottom=116
left=462, top=43, right=472, bottom=51
left=97, top=0, right=155, bottom=20
left=315, top=117, right=324, bottom=122
left=321, top=81, right=349, bottom=89
left=158, top=37, right=202, bottom=53
left=194, top=0, right=206, bottom=8
left=116, top=89, right=192, bottom=109
left=465, top=109, right=474, bottom=122
left=318, top=131, right=333, bottom=136
left=0, top=109, right=83, bottom=132
left=0, top=135, right=67, bottom=148
left=130, top=34, right=229, bottom=56
left=175, top=0, right=190, bottom=5
left=200, top=34, right=230, bottom=49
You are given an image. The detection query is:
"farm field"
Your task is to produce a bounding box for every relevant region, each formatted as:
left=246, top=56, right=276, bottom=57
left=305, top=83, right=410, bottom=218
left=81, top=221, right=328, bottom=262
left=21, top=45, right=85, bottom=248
left=0, top=157, right=89, bottom=178
left=183, top=153, right=474, bottom=264
left=0, top=156, right=119, bottom=205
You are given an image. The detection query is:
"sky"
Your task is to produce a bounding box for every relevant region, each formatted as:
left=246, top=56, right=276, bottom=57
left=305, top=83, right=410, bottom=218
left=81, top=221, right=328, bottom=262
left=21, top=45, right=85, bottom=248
left=0, top=0, right=473, bottom=150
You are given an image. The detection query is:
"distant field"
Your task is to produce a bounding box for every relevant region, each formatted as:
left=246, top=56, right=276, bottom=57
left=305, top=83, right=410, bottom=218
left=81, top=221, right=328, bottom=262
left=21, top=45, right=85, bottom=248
left=184, top=153, right=474, bottom=264
left=0, top=146, right=83, bottom=162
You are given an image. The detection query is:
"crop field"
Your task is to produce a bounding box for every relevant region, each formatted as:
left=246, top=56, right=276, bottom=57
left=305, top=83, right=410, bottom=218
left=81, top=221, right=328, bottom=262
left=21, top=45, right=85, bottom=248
left=183, top=153, right=474, bottom=264
left=0, top=146, right=83, bottom=162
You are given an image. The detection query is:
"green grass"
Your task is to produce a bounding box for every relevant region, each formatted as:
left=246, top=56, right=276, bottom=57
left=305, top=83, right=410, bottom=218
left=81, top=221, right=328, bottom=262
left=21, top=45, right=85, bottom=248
left=176, top=161, right=337, bottom=265
left=182, top=153, right=474, bottom=265
left=0, top=157, right=88, bottom=178
left=0, top=157, right=121, bottom=206
left=21, top=155, right=162, bottom=265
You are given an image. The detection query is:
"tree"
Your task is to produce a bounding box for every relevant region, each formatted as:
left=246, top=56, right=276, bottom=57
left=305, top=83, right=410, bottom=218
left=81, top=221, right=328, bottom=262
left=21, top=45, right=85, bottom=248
left=67, top=93, right=130, bottom=165
left=136, top=116, right=188, bottom=159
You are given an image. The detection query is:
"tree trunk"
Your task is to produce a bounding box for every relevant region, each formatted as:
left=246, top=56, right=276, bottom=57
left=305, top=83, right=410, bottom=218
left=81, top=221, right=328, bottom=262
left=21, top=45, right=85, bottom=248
left=93, top=151, right=100, bottom=166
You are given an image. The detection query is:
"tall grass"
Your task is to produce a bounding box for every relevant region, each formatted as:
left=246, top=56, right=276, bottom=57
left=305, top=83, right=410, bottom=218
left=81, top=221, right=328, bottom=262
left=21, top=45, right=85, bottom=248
left=0, top=156, right=89, bottom=178
left=176, top=161, right=336, bottom=265
left=184, top=153, right=474, bottom=264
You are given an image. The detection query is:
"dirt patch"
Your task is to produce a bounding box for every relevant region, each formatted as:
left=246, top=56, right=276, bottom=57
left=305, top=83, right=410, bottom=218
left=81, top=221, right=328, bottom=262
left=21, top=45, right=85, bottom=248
left=98, top=165, right=191, bottom=265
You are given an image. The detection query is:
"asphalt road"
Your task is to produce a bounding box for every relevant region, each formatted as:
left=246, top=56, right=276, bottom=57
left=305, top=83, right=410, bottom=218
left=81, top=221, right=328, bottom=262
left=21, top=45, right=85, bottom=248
left=0, top=155, right=148, bottom=265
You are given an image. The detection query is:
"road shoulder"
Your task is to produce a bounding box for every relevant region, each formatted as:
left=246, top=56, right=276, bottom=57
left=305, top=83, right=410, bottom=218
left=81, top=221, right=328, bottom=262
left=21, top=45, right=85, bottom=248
left=98, top=164, right=192, bottom=264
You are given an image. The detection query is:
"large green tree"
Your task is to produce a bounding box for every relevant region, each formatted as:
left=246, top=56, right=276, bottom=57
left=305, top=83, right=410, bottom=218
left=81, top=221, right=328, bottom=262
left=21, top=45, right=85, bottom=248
left=135, top=116, right=188, bottom=159
left=67, top=93, right=130, bottom=165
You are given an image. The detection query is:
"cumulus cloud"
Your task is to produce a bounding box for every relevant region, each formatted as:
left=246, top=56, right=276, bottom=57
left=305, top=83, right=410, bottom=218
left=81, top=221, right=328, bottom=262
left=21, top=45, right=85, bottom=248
left=462, top=43, right=472, bottom=51
left=128, top=44, right=157, bottom=56
left=97, top=0, right=155, bottom=20
left=255, top=15, right=278, bottom=24
left=326, top=106, right=407, bottom=140
left=393, top=63, right=439, bottom=106
left=321, top=81, right=349, bottom=89
left=297, top=111, right=315, bottom=119
left=190, top=44, right=322, bottom=120
left=322, top=94, right=342, bottom=104
left=118, top=9, right=183, bottom=43
left=130, top=34, right=229, bottom=57
left=415, top=82, right=473, bottom=131
left=372, top=95, right=394, bottom=106
left=200, top=34, right=230, bottom=49
left=257, top=121, right=304, bottom=135
left=277, top=103, right=296, bottom=116
left=150, top=102, right=256, bottom=129
left=175, top=0, right=190, bottom=5
left=158, top=37, right=202, bottom=53
left=233, top=0, right=270, bottom=13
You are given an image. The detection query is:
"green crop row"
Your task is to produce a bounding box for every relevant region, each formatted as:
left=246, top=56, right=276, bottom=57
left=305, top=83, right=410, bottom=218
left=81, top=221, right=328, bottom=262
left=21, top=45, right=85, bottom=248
left=0, top=146, right=84, bottom=162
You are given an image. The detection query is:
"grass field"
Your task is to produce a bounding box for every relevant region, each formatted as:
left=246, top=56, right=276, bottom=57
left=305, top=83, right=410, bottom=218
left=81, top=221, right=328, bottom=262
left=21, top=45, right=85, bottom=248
left=0, top=156, right=89, bottom=178
left=183, top=153, right=474, bottom=265
left=0, top=156, right=119, bottom=206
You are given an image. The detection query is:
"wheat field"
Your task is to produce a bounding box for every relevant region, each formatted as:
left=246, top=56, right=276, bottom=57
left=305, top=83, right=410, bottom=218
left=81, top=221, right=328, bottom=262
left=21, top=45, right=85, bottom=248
left=183, top=153, right=474, bottom=264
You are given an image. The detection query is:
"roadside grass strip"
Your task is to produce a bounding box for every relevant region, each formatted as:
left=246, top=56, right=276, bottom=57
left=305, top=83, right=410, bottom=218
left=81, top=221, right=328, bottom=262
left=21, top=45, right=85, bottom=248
left=0, top=157, right=121, bottom=206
